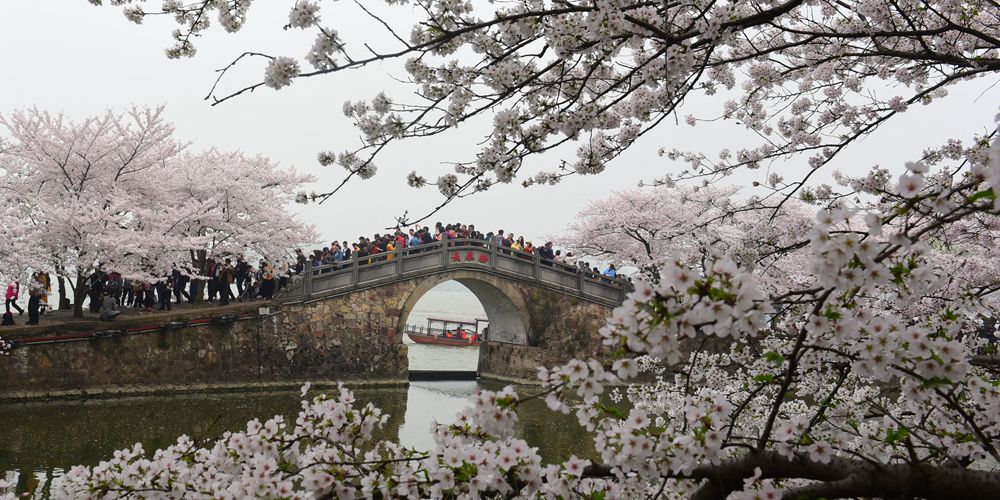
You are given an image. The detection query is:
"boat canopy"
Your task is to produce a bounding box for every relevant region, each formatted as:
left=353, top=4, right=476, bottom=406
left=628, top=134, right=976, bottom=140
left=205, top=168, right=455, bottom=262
left=423, top=317, right=483, bottom=331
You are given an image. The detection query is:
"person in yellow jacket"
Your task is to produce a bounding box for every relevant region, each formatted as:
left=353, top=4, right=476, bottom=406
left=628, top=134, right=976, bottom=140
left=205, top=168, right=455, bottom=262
left=39, top=271, right=50, bottom=314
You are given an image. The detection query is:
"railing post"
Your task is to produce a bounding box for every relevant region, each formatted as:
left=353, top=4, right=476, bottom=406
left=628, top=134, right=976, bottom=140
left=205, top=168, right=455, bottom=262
left=577, top=269, right=585, bottom=295
left=490, top=240, right=498, bottom=270
left=395, top=249, right=402, bottom=277
left=303, top=267, right=314, bottom=299
left=532, top=251, right=540, bottom=280
left=351, top=257, right=360, bottom=287
left=440, top=241, right=449, bottom=268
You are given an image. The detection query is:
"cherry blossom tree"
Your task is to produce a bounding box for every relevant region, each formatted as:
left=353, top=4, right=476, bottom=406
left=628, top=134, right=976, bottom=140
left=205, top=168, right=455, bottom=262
left=158, top=150, right=318, bottom=297
left=0, top=106, right=186, bottom=317
left=556, top=184, right=815, bottom=284
left=93, top=0, right=1000, bottom=223
left=0, top=107, right=316, bottom=315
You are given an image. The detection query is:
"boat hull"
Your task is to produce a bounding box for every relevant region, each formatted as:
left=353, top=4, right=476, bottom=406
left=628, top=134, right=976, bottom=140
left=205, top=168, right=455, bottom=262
left=406, top=331, right=481, bottom=347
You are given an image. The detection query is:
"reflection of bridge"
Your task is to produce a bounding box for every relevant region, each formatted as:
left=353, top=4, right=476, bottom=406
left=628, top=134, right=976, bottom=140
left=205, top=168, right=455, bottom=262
left=289, top=238, right=627, bottom=307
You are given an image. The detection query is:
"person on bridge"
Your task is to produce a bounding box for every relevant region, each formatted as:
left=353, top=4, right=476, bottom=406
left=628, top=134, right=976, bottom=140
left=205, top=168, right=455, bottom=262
left=5, top=280, right=23, bottom=315
left=510, top=237, right=523, bottom=252
left=385, top=241, right=396, bottom=261
left=539, top=242, right=555, bottom=264
left=294, top=249, right=307, bottom=274
left=603, top=264, right=618, bottom=279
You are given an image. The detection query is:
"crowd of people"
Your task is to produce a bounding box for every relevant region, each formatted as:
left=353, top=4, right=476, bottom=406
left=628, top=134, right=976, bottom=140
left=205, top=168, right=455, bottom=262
left=2, top=222, right=625, bottom=327
left=83, top=256, right=298, bottom=321
left=303, top=222, right=625, bottom=281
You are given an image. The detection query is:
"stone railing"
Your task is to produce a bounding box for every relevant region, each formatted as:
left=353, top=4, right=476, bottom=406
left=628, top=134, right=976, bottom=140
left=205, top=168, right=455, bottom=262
left=286, top=239, right=628, bottom=307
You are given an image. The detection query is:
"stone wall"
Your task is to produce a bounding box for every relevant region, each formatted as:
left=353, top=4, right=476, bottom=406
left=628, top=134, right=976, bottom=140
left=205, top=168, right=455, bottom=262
left=0, top=304, right=408, bottom=402
left=478, top=285, right=612, bottom=383
left=280, top=286, right=410, bottom=381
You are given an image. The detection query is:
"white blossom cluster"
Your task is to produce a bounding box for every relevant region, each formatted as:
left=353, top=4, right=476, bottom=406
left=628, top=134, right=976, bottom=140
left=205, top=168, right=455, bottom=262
left=287, top=1, right=320, bottom=29
left=263, top=56, right=300, bottom=90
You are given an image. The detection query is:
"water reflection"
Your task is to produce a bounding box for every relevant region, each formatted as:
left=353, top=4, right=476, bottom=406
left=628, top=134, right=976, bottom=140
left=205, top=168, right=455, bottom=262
left=0, top=381, right=592, bottom=497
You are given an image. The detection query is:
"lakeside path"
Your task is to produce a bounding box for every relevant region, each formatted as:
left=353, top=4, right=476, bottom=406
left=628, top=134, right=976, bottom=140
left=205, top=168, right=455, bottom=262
left=0, top=301, right=271, bottom=340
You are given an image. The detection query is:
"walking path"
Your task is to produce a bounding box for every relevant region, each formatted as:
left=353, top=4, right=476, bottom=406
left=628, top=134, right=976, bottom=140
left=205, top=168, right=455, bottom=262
left=1, top=301, right=269, bottom=339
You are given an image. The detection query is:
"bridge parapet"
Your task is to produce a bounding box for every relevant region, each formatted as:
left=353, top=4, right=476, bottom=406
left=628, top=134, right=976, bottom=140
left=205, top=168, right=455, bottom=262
left=286, top=239, right=628, bottom=307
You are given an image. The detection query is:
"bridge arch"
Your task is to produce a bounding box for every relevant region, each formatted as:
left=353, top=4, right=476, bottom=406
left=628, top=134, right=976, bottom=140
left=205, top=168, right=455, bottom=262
left=396, top=270, right=531, bottom=345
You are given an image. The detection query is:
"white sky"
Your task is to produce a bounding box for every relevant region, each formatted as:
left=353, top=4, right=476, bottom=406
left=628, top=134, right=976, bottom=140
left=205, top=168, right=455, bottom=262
left=2, top=1, right=998, bottom=247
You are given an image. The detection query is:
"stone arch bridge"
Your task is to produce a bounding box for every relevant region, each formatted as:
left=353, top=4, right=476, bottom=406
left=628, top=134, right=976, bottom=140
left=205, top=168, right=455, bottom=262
left=279, top=239, right=626, bottom=382
left=0, top=240, right=626, bottom=400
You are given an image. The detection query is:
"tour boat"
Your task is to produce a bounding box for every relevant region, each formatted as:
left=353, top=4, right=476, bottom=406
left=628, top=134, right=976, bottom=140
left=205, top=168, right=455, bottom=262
left=405, top=317, right=487, bottom=346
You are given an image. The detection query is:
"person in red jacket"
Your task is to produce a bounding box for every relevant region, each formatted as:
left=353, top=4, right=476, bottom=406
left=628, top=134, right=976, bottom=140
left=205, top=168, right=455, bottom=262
left=5, top=281, right=23, bottom=315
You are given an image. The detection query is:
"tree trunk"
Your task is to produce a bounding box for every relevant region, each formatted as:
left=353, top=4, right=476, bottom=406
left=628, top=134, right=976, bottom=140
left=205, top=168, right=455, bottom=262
left=189, top=248, right=208, bottom=304
left=73, top=272, right=87, bottom=318
left=57, top=274, right=67, bottom=310
left=191, top=279, right=204, bottom=303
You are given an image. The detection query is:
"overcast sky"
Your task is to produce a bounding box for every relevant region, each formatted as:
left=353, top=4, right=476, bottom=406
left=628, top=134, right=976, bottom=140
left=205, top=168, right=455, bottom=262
left=2, top=1, right=998, bottom=247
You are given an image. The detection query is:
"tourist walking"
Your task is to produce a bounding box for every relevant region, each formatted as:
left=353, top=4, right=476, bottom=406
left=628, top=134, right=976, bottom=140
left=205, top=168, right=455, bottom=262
left=88, top=267, right=106, bottom=313
left=5, top=280, right=23, bottom=315
left=234, top=257, right=249, bottom=297
left=155, top=277, right=172, bottom=311
left=37, top=271, right=51, bottom=314
left=26, top=277, right=42, bottom=325
left=276, top=261, right=289, bottom=292
left=171, top=265, right=190, bottom=303
left=122, top=279, right=135, bottom=307
left=259, top=260, right=275, bottom=300
left=206, top=258, right=220, bottom=302
left=142, top=282, right=156, bottom=311
left=218, top=259, right=235, bottom=305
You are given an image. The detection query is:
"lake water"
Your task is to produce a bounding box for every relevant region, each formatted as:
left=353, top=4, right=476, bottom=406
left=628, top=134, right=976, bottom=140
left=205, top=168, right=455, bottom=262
left=1, top=282, right=593, bottom=497
left=0, top=381, right=595, bottom=497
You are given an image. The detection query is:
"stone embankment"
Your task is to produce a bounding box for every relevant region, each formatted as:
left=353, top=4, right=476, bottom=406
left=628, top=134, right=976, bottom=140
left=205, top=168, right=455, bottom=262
left=0, top=301, right=406, bottom=403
